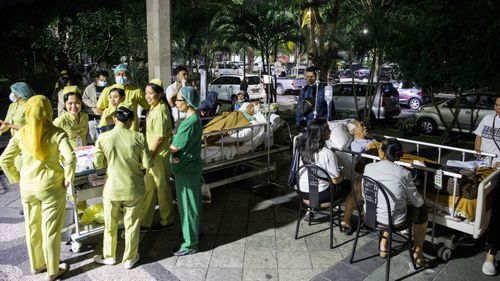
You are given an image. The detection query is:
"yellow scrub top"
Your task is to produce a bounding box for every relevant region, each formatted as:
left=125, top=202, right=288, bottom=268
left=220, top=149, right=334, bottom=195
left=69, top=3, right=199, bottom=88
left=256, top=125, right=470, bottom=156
left=53, top=111, right=89, bottom=149
left=0, top=127, right=76, bottom=192
left=146, top=101, right=173, bottom=158
left=94, top=123, right=152, bottom=201
left=98, top=101, right=134, bottom=128
left=1, top=101, right=26, bottom=136
left=96, top=85, right=149, bottom=131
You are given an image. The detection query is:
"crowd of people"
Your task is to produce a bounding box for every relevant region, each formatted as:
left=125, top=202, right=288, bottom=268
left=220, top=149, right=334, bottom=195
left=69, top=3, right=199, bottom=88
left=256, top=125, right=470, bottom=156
left=0, top=63, right=499, bottom=280
left=0, top=64, right=204, bottom=280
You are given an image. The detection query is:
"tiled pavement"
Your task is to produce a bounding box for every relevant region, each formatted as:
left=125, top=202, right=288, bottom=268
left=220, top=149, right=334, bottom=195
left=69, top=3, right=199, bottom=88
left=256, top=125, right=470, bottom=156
left=0, top=162, right=498, bottom=280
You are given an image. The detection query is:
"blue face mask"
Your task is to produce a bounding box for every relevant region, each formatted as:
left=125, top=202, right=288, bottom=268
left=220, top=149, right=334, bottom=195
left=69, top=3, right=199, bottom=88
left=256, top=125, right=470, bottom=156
left=115, top=76, right=128, bottom=85
left=9, top=92, right=16, bottom=103
left=97, top=80, right=107, bottom=87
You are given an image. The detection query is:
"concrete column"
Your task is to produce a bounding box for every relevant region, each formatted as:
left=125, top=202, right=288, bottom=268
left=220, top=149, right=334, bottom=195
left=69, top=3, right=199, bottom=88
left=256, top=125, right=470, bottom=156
left=146, top=0, right=171, bottom=86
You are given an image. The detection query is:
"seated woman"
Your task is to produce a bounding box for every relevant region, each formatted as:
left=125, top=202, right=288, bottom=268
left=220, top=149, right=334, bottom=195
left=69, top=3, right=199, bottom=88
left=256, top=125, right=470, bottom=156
left=363, top=138, right=428, bottom=267
left=199, top=91, right=219, bottom=117
left=297, top=119, right=358, bottom=232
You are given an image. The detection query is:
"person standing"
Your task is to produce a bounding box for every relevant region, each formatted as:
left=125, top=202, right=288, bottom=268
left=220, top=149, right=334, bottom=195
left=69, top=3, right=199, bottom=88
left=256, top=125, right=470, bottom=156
left=0, top=82, right=35, bottom=137
left=53, top=91, right=89, bottom=149
left=474, top=95, right=500, bottom=275
left=0, top=95, right=75, bottom=281
left=166, top=66, right=189, bottom=127
left=296, top=66, right=335, bottom=130
left=82, top=70, right=108, bottom=118
left=93, top=107, right=151, bottom=269
left=141, top=79, right=175, bottom=232
left=170, top=86, right=203, bottom=256
left=95, top=64, right=149, bottom=131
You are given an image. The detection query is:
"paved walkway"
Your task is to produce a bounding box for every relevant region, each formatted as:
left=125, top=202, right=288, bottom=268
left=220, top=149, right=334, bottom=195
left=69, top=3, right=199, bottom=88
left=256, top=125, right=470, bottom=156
left=0, top=161, right=497, bottom=280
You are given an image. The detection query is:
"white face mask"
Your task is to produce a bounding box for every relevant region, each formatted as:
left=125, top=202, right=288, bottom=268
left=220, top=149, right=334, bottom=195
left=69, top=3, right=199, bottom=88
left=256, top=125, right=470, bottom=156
left=9, top=92, right=17, bottom=103
left=181, top=79, right=187, bottom=87
left=97, top=80, right=107, bottom=87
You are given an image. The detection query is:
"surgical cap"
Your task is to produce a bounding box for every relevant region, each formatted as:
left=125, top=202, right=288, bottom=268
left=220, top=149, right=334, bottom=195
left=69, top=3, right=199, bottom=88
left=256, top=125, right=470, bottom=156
left=62, top=85, right=81, bottom=94
left=150, top=78, right=163, bottom=88
left=179, top=86, right=200, bottom=110
left=10, top=82, right=35, bottom=100
left=113, top=64, right=129, bottom=75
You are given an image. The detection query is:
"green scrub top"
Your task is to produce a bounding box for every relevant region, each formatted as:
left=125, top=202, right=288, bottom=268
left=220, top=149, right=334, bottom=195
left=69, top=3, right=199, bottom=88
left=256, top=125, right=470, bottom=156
left=1, top=101, right=26, bottom=136
left=53, top=111, right=89, bottom=149
left=0, top=127, right=76, bottom=193
left=146, top=100, right=172, bottom=158
left=171, top=113, right=202, bottom=175
left=94, top=123, right=152, bottom=201
left=96, top=85, right=149, bottom=131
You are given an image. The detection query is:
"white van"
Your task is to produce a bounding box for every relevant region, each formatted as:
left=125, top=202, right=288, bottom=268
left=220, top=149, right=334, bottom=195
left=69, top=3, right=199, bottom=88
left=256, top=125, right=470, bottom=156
left=214, top=62, right=243, bottom=76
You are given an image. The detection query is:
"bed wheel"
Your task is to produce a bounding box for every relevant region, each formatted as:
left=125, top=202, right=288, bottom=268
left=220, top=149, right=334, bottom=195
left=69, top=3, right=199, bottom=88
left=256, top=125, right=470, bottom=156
left=71, top=241, right=82, bottom=253
left=437, top=246, right=452, bottom=261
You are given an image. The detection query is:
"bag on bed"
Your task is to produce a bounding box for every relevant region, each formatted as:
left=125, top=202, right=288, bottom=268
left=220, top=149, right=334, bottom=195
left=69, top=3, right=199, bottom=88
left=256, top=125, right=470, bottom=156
left=444, top=167, right=496, bottom=199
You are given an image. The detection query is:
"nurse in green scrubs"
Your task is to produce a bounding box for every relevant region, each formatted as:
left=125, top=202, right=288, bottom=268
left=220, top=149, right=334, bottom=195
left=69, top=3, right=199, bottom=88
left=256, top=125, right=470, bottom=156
left=170, top=86, right=202, bottom=256
left=93, top=107, right=152, bottom=269
left=141, top=79, right=174, bottom=231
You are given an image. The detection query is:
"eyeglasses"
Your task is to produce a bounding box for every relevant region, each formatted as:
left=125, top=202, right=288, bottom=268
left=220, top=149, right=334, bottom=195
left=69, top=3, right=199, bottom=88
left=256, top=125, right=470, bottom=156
left=175, top=99, right=185, bottom=102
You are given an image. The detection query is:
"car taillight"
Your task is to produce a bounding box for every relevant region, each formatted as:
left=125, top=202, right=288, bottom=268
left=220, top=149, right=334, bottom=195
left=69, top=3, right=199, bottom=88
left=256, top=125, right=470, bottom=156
left=291, top=80, right=295, bottom=87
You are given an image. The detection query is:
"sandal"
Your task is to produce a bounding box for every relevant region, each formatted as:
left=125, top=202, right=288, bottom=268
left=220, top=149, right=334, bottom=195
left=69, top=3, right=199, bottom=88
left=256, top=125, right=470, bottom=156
left=340, top=222, right=353, bottom=234
left=414, top=256, right=430, bottom=268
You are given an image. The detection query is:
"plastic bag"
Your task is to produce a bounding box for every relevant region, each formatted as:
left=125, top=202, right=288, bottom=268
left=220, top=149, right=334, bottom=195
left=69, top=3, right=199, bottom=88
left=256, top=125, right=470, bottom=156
left=80, top=203, right=104, bottom=225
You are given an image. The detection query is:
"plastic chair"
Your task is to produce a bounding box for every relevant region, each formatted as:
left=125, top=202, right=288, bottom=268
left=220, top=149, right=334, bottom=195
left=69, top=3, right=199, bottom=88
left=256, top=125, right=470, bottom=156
left=294, top=163, right=347, bottom=249
left=350, top=175, right=417, bottom=281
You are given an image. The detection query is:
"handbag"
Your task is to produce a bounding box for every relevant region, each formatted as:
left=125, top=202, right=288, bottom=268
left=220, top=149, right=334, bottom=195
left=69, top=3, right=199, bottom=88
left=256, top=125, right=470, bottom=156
left=288, top=137, right=304, bottom=187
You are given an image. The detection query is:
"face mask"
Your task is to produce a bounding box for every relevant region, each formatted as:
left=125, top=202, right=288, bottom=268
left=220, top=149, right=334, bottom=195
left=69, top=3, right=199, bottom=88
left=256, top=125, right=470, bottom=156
left=115, top=76, right=129, bottom=85
left=181, top=79, right=187, bottom=87
left=9, top=92, right=16, bottom=103
left=97, top=80, right=107, bottom=87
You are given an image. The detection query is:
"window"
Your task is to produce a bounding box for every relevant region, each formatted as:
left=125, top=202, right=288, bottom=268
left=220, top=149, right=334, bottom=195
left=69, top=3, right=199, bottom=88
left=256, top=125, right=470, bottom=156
left=227, top=77, right=241, bottom=85
left=211, top=77, right=224, bottom=85
left=247, top=76, right=261, bottom=85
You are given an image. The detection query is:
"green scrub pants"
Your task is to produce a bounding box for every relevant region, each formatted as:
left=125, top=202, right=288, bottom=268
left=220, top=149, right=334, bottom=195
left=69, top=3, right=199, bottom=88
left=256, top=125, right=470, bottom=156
left=21, top=187, right=66, bottom=276
left=175, top=169, right=202, bottom=251
left=103, top=196, right=143, bottom=262
left=142, top=155, right=174, bottom=227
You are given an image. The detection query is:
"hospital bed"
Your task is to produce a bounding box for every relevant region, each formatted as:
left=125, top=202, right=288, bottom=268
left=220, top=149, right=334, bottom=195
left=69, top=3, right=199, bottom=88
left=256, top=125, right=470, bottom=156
left=294, top=119, right=499, bottom=261
left=201, top=112, right=291, bottom=200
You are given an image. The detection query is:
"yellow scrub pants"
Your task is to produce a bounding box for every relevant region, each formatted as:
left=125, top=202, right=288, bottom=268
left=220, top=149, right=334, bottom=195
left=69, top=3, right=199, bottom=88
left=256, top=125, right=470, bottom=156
left=103, top=196, right=143, bottom=262
left=21, top=187, right=66, bottom=276
left=142, top=155, right=174, bottom=227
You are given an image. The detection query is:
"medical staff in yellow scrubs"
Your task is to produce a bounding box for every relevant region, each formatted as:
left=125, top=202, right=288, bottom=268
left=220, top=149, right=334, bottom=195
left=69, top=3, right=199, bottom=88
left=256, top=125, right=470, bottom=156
left=170, top=86, right=203, bottom=256
left=0, top=82, right=35, bottom=136
left=95, top=64, right=149, bottom=131
left=141, top=79, right=174, bottom=231
left=98, top=85, right=134, bottom=131
left=53, top=87, right=89, bottom=148
left=0, top=95, right=75, bottom=281
left=93, top=106, right=152, bottom=269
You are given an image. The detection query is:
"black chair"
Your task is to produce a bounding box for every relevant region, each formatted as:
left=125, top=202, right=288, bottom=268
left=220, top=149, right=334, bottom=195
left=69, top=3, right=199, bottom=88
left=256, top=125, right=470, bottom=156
left=294, top=163, right=347, bottom=249
left=350, top=175, right=417, bottom=281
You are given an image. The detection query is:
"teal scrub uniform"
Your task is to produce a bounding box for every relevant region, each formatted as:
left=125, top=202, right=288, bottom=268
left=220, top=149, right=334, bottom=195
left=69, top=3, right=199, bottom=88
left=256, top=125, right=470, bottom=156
left=171, top=113, right=203, bottom=251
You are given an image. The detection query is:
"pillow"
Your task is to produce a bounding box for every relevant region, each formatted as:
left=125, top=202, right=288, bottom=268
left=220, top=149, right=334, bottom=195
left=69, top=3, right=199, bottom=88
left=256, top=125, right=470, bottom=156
left=327, top=119, right=354, bottom=150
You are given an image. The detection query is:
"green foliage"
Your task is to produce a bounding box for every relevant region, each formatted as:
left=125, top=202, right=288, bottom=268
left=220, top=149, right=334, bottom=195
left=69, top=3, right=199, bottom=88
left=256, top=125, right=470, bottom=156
left=397, top=118, right=418, bottom=137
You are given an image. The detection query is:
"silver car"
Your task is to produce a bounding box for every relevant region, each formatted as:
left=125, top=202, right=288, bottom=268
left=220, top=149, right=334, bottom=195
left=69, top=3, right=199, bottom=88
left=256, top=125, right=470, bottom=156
left=416, top=92, right=497, bottom=134
left=332, top=81, right=401, bottom=120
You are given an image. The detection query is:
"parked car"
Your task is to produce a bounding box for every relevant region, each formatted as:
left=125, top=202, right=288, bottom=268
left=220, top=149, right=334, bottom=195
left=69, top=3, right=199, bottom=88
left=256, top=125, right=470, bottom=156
left=416, top=92, right=497, bottom=134
left=332, top=81, right=401, bottom=121
left=394, top=81, right=426, bottom=110
left=208, top=75, right=265, bottom=102
left=354, top=68, right=371, bottom=80
left=275, top=74, right=307, bottom=95
left=214, top=62, right=243, bottom=76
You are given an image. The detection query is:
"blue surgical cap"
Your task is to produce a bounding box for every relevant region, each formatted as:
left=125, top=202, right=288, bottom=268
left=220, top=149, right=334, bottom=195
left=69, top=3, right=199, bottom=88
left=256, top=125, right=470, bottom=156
left=10, top=82, right=35, bottom=100
left=179, top=86, right=200, bottom=110
left=113, top=64, right=128, bottom=75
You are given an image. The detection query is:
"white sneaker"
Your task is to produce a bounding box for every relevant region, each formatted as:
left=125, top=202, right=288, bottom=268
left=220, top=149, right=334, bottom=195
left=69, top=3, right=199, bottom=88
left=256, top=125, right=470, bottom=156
left=45, top=263, right=68, bottom=281
left=93, top=255, right=117, bottom=265
left=123, top=254, right=140, bottom=269
left=482, top=260, right=497, bottom=276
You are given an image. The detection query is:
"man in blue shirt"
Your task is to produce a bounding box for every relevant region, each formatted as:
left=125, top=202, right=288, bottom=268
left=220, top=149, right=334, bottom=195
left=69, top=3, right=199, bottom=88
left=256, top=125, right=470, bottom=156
left=296, top=66, right=335, bottom=130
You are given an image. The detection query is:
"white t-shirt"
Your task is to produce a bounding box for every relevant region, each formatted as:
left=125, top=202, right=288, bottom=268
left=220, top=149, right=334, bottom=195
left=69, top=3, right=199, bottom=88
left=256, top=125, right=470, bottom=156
left=165, top=82, right=186, bottom=125
left=298, top=147, right=340, bottom=193
left=474, top=113, right=500, bottom=165
left=363, top=160, right=424, bottom=225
